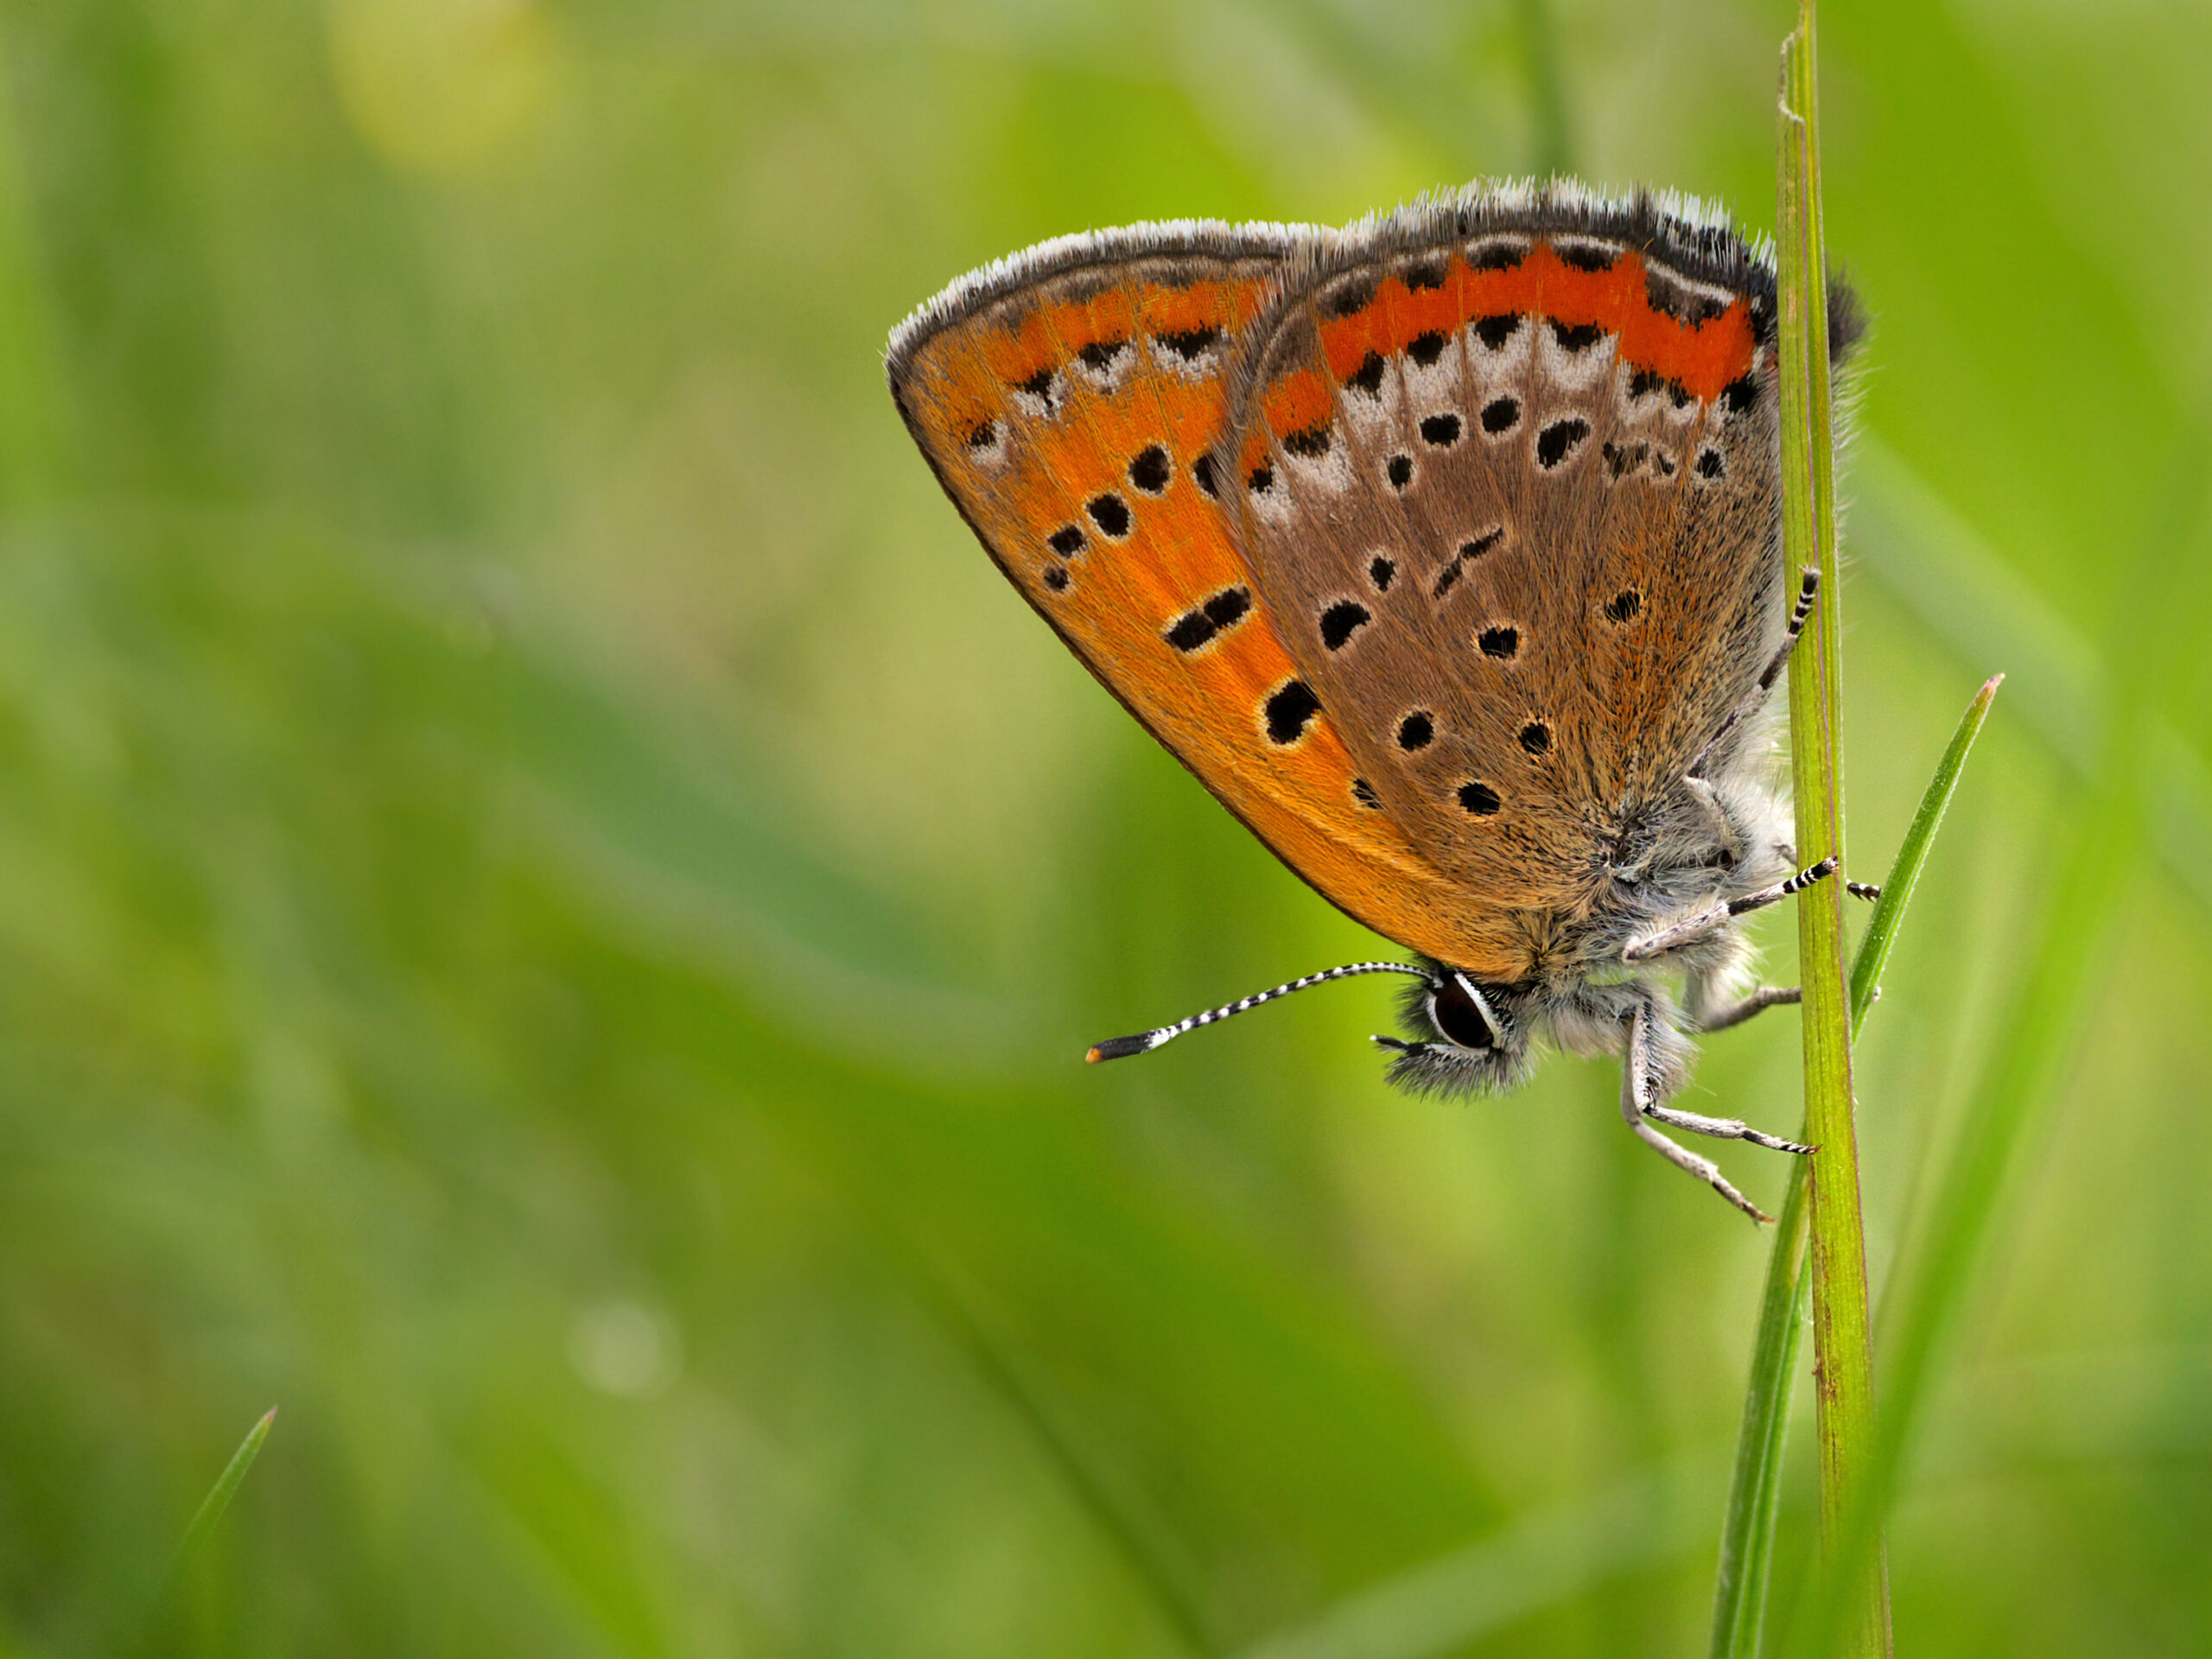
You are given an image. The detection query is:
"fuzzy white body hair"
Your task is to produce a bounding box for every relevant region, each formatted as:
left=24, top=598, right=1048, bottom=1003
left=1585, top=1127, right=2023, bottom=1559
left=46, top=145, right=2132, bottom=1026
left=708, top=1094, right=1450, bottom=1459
left=1388, top=709, right=1797, bottom=1101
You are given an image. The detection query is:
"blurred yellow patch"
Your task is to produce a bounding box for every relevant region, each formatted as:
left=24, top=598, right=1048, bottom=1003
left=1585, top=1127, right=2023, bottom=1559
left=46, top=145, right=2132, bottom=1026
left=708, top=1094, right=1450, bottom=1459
left=326, top=0, right=565, bottom=178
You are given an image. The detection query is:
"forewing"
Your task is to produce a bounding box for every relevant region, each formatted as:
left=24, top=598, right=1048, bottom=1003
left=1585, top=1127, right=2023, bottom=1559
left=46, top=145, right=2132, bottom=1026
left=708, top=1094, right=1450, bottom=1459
left=888, top=227, right=1496, bottom=967
left=1224, top=189, right=1789, bottom=952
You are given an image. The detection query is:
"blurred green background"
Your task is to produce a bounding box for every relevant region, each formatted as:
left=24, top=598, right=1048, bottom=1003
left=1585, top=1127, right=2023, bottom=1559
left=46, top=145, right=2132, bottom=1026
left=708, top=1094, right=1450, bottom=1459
left=0, top=0, right=2208, bottom=1652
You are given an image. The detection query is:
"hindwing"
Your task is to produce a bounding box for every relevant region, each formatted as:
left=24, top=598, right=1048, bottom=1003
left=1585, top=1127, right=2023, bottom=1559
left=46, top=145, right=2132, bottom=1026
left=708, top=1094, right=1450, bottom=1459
left=1221, top=186, right=1837, bottom=964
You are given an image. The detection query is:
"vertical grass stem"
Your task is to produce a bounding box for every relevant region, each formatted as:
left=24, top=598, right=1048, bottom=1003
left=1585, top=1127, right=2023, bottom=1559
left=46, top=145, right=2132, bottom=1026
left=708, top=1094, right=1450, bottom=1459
left=1776, top=8, right=1891, bottom=1654
left=1708, top=677, right=2001, bottom=1659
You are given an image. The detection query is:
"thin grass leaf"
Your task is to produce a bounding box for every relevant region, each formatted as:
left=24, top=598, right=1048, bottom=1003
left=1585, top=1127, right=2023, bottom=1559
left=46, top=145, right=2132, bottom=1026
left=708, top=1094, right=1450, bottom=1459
left=170, top=1407, right=277, bottom=1578
left=1706, top=1170, right=1810, bottom=1659
left=1708, top=676, right=2001, bottom=1659
left=1848, top=676, right=2005, bottom=1020
left=1775, top=8, right=1891, bottom=1653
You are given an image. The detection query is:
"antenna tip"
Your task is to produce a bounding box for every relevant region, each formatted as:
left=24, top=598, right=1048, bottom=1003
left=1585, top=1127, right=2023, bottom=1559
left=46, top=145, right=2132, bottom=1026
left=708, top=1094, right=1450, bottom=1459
left=1086, top=1033, right=1154, bottom=1064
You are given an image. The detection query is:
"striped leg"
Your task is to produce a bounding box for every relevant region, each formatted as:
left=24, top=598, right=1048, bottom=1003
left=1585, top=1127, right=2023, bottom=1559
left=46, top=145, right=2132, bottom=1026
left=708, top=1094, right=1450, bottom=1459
left=1688, top=567, right=1820, bottom=779
left=1622, top=856, right=1838, bottom=964
left=1620, top=1001, right=1773, bottom=1223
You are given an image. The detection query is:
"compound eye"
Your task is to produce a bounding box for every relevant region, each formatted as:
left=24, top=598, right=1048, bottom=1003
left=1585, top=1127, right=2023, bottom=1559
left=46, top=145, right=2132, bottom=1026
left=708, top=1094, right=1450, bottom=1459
left=1428, top=974, right=1501, bottom=1051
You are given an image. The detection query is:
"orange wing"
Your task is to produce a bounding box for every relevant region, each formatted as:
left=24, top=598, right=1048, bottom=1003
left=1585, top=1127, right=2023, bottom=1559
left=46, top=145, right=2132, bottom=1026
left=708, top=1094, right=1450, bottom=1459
left=888, top=227, right=1518, bottom=974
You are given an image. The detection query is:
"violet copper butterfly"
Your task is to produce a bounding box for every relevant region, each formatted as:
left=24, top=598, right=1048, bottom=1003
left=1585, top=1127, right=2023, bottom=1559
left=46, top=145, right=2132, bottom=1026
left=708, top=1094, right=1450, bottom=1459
left=887, top=181, right=1865, bottom=1220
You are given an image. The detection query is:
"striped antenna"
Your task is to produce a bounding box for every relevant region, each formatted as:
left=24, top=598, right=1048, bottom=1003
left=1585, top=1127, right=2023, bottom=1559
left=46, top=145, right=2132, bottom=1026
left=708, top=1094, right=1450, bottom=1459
left=1086, top=961, right=1433, bottom=1063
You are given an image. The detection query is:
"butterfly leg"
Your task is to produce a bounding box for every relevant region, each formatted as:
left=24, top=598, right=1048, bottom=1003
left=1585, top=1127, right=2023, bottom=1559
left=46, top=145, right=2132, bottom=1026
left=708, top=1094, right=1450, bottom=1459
left=1692, top=983, right=1802, bottom=1033
left=1688, top=567, right=1821, bottom=779
left=1620, top=856, right=1839, bottom=963
left=1620, top=1000, right=1776, bottom=1222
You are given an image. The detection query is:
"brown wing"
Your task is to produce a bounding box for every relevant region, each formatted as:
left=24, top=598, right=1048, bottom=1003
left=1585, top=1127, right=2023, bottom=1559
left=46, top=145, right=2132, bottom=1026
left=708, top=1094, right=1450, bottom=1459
left=887, top=226, right=1495, bottom=966
left=1222, top=187, right=1794, bottom=974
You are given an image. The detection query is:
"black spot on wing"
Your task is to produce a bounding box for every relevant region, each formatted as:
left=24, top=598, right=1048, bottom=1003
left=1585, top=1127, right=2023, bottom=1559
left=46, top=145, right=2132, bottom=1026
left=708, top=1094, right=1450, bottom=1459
left=1087, top=493, right=1132, bottom=537
left=1128, top=445, right=1171, bottom=494
left=1325, top=278, right=1377, bottom=320
left=1077, top=338, right=1128, bottom=374
left=1535, top=418, right=1590, bottom=470
left=1555, top=241, right=1620, bottom=273
left=1473, top=315, right=1521, bottom=351
left=1156, top=325, right=1220, bottom=361
left=1204, top=586, right=1251, bottom=631
left=1165, top=586, right=1252, bottom=653
left=1458, top=779, right=1502, bottom=816
left=1319, top=601, right=1370, bottom=652
left=1265, top=679, right=1322, bottom=744
left=1432, top=531, right=1498, bottom=602
left=1644, top=268, right=1727, bottom=326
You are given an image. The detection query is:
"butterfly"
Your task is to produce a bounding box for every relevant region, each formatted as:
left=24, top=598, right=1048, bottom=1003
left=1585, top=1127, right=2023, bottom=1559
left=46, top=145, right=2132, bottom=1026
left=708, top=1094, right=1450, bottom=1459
left=886, top=181, right=1865, bottom=1221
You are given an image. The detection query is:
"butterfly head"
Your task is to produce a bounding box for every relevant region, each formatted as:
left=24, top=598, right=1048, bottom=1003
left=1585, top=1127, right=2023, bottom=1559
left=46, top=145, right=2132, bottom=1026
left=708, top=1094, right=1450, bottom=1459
left=1375, top=965, right=1541, bottom=1095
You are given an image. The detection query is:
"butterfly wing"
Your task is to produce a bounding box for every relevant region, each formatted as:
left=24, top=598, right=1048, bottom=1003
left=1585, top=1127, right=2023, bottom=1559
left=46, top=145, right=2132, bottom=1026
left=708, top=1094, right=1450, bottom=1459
left=888, top=226, right=1499, bottom=968
left=1223, top=187, right=1815, bottom=971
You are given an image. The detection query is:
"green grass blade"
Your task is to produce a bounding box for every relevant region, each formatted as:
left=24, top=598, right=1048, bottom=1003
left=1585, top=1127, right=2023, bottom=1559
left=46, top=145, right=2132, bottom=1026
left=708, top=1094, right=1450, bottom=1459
left=171, top=1407, right=277, bottom=1576
left=1776, top=7, right=1891, bottom=1654
left=1847, top=676, right=2005, bottom=1021
left=1788, top=456, right=2208, bottom=1659
left=1707, top=1173, right=1811, bottom=1659
left=1707, top=676, right=2002, bottom=1658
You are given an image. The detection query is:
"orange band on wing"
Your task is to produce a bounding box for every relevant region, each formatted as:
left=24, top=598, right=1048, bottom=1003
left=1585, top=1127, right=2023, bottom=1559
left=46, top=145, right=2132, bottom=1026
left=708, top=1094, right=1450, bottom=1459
left=1319, top=246, right=1758, bottom=401
left=1258, top=370, right=1333, bottom=442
